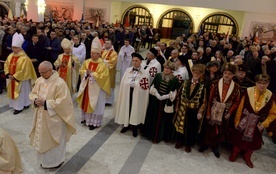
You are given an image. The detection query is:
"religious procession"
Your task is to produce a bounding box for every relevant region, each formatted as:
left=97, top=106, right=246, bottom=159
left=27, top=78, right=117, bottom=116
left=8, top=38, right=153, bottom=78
left=0, top=14, right=276, bottom=173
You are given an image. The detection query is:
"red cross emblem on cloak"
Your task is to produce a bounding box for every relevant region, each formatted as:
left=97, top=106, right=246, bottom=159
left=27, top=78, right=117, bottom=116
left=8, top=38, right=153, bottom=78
left=149, top=67, right=157, bottom=77
left=139, top=77, right=149, bottom=90
left=176, top=74, right=183, bottom=83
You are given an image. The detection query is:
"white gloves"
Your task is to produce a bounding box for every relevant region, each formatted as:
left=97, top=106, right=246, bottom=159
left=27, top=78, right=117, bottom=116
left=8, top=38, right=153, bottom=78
left=150, top=86, right=157, bottom=95
left=224, top=113, right=230, bottom=119
left=155, top=93, right=170, bottom=101
left=161, top=94, right=170, bottom=100
left=155, top=92, right=163, bottom=100
left=197, top=113, right=202, bottom=120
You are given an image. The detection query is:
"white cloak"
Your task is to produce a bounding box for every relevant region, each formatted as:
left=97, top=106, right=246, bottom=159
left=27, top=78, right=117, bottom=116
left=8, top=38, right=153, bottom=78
left=114, top=67, right=150, bottom=126
left=173, top=66, right=189, bottom=83
left=141, top=58, right=161, bottom=84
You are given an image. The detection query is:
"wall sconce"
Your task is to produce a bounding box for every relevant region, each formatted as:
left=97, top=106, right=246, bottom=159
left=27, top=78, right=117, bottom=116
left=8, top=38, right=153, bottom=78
left=37, top=0, right=46, bottom=14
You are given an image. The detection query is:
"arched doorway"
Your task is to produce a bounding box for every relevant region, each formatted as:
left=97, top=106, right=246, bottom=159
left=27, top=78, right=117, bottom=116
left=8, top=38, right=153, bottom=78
left=200, top=13, right=238, bottom=35
left=122, top=6, right=153, bottom=27
left=0, top=2, right=8, bottom=19
left=158, top=9, right=193, bottom=39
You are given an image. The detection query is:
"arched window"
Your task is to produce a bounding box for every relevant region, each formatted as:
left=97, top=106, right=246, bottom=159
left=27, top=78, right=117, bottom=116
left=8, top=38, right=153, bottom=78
left=200, top=13, right=238, bottom=35
left=0, top=2, right=9, bottom=19
left=158, top=9, right=193, bottom=39
left=122, top=6, right=153, bottom=27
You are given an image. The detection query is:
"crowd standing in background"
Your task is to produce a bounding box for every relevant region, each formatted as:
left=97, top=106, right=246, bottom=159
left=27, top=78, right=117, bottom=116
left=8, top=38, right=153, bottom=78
left=0, top=16, right=276, bottom=170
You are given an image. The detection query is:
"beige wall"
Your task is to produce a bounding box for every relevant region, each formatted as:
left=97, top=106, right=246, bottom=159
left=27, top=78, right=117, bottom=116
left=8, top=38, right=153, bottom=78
left=84, top=0, right=112, bottom=23
left=241, top=12, right=276, bottom=39
left=114, top=2, right=245, bottom=34
left=28, top=0, right=275, bottom=38
left=122, top=0, right=276, bottom=15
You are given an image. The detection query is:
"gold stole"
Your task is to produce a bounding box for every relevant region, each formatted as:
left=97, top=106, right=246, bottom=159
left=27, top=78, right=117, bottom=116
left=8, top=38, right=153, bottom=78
left=8, top=56, right=19, bottom=99
left=102, top=49, right=113, bottom=60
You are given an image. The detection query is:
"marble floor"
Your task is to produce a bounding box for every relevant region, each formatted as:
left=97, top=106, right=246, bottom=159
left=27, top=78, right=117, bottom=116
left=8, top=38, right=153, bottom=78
left=1, top=48, right=276, bottom=174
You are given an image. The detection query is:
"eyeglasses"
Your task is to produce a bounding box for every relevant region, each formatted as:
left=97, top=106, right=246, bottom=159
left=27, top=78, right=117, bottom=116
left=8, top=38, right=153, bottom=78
left=39, top=69, right=51, bottom=74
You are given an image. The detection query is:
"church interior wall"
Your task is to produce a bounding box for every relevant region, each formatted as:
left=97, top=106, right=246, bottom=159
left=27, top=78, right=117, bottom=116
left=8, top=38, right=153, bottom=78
left=121, top=0, right=276, bottom=15
left=241, top=12, right=276, bottom=40
left=5, top=0, right=276, bottom=38
left=117, top=2, right=245, bottom=35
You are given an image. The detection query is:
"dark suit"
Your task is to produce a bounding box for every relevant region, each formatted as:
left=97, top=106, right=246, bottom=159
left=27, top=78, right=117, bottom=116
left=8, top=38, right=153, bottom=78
left=26, top=42, right=44, bottom=76
left=44, top=37, right=61, bottom=65
left=83, top=37, right=92, bottom=59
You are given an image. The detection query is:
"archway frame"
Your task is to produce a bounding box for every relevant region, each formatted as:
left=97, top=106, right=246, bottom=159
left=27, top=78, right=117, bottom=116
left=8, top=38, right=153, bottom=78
left=0, top=2, right=10, bottom=12
left=121, top=5, right=154, bottom=27
left=198, top=12, right=239, bottom=35
left=156, top=8, right=195, bottom=31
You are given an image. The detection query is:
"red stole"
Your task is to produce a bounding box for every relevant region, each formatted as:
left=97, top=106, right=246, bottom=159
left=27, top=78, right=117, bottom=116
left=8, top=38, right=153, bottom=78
left=81, top=61, right=99, bottom=112
left=59, top=55, right=70, bottom=82
left=221, top=82, right=230, bottom=102
left=8, top=56, right=19, bottom=99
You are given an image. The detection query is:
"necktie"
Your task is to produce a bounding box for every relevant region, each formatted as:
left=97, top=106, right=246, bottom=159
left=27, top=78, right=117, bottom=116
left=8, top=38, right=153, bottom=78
left=144, top=60, right=150, bottom=69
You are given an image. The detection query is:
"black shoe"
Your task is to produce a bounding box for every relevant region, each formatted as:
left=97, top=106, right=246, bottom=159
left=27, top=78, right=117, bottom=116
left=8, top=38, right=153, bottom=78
left=132, top=129, right=138, bottom=137
left=212, top=148, right=220, bottom=158
left=175, top=142, right=184, bottom=149
left=81, top=120, right=86, bottom=124
left=105, top=103, right=112, bottom=106
left=13, top=109, right=23, bottom=115
left=41, top=162, right=64, bottom=169
left=120, top=127, right=129, bottom=133
left=199, top=145, right=208, bottom=152
left=89, top=125, right=96, bottom=130
left=24, top=105, right=30, bottom=109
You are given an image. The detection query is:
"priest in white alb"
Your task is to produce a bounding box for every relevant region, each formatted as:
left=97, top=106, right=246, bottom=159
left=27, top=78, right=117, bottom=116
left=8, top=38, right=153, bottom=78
left=117, top=39, right=135, bottom=81
left=29, top=61, right=76, bottom=169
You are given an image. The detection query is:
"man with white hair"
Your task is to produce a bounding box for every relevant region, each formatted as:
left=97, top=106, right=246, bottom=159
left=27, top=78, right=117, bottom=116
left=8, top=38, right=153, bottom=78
left=29, top=61, right=76, bottom=169
left=54, top=38, right=81, bottom=95
left=4, top=32, right=37, bottom=114
left=232, top=55, right=243, bottom=65
left=169, top=49, right=179, bottom=63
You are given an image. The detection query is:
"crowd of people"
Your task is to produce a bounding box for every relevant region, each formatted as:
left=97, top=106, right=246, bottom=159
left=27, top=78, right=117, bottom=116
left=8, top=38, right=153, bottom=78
left=0, top=17, right=276, bottom=172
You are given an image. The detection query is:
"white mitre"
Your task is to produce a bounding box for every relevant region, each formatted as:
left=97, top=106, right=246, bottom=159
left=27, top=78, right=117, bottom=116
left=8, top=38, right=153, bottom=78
left=12, top=32, right=24, bottom=48
left=91, top=37, right=102, bottom=54
left=61, top=38, right=73, bottom=49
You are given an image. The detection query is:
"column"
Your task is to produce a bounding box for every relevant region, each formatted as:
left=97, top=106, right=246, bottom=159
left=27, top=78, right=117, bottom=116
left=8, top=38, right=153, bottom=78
left=27, top=0, right=38, bottom=22
left=73, top=0, right=84, bottom=21
left=14, top=2, right=21, bottom=17
left=27, top=0, right=45, bottom=22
